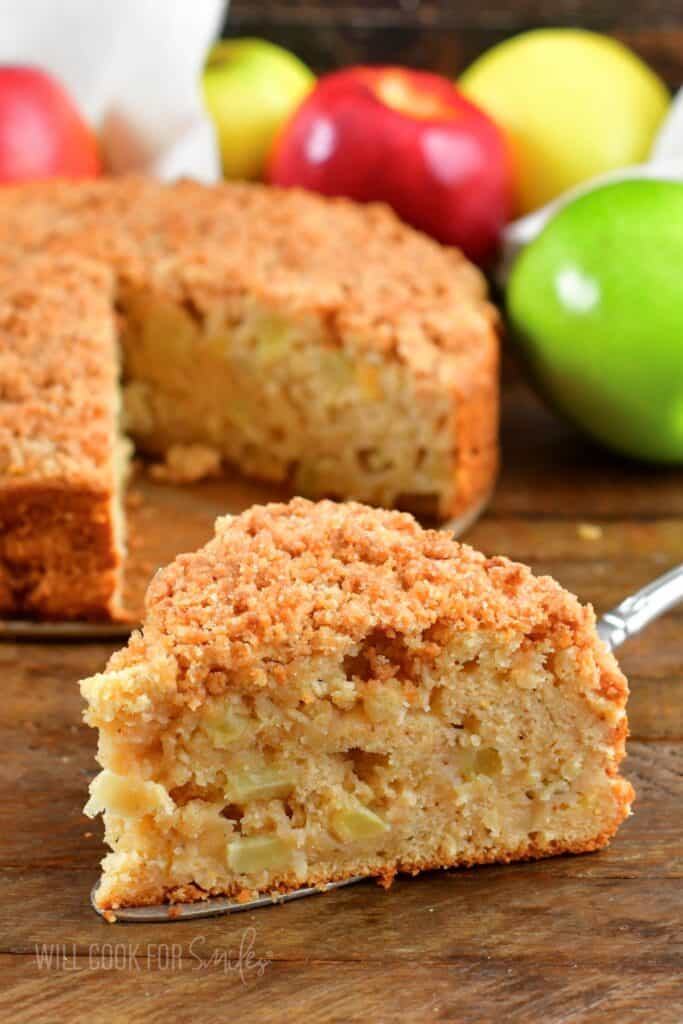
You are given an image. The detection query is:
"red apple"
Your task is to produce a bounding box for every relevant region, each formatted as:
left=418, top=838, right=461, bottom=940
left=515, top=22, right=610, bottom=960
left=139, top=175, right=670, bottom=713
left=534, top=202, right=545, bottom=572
left=0, top=66, right=101, bottom=183
left=267, top=66, right=513, bottom=265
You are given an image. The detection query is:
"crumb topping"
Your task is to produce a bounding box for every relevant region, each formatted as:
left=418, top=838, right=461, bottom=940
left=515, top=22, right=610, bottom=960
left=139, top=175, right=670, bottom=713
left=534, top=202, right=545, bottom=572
left=0, top=177, right=497, bottom=376
left=130, top=498, right=601, bottom=695
left=0, top=255, right=118, bottom=484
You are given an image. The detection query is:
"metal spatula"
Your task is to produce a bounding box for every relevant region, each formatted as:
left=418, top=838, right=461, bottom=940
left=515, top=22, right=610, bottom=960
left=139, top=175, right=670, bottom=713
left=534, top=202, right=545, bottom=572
left=92, top=563, right=683, bottom=922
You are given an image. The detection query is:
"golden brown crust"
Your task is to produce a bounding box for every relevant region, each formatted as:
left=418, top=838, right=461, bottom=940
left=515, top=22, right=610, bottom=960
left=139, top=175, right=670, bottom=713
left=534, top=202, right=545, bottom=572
left=0, top=255, right=118, bottom=484
left=118, top=497, right=628, bottom=709
left=0, top=256, right=122, bottom=619
left=0, top=483, right=121, bottom=619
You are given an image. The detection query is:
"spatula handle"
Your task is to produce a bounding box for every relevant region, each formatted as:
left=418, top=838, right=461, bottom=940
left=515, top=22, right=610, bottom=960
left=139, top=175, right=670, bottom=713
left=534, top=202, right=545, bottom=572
left=597, top=563, right=683, bottom=652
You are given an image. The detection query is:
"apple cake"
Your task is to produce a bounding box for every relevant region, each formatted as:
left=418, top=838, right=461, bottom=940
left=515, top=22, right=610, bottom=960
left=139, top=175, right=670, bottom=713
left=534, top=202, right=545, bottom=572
left=81, top=498, right=632, bottom=910
left=0, top=176, right=499, bottom=620
left=0, top=255, right=128, bottom=620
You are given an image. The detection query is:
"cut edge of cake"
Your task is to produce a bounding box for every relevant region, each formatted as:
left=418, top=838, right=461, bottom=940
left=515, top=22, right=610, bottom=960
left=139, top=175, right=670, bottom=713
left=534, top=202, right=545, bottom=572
left=0, top=255, right=129, bottom=620
left=119, top=274, right=499, bottom=524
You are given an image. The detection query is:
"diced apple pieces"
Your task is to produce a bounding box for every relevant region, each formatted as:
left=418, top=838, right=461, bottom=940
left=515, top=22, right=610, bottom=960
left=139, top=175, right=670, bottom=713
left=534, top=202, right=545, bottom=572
left=225, top=395, right=259, bottom=435
left=226, top=764, right=295, bottom=802
left=364, top=685, right=405, bottom=724
left=129, top=292, right=198, bottom=356
left=227, top=835, right=294, bottom=874
left=254, top=315, right=290, bottom=363
left=331, top=801, right=389, bottom=842
left=320, top=349, right=353, bottom=391
left=456, top=745, right=502, bottom=781
left=474, top=747, right=502, bottom=777
left=203, top=707, right=251, bottom=748
left=355, top=361, right=383, bottom=401
left=84, top=770, right=174, bottom=820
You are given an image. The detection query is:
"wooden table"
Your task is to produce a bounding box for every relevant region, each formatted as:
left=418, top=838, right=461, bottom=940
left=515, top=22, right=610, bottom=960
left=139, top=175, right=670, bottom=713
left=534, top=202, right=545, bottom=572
left=1, top=368, right=682, bottom=1023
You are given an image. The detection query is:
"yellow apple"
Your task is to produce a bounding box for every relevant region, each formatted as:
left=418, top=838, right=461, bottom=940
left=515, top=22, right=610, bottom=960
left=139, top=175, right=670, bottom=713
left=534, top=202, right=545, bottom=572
left=203, top=37, right=315, bottom=180
left=460, top=29, right=670, bottom=214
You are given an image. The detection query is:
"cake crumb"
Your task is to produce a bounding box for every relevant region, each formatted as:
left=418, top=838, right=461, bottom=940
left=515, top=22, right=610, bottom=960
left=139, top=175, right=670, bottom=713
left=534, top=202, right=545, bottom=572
left=102, top=910, right=118, bottom=924
left=577, top=523, right=603, bottom=541
left=149, top=444, right=222, bottom=484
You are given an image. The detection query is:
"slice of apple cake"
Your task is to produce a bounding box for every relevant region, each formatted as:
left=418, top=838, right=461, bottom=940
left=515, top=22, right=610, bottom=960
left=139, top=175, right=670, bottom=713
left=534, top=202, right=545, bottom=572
left=82, top=498, right=632, bottom=910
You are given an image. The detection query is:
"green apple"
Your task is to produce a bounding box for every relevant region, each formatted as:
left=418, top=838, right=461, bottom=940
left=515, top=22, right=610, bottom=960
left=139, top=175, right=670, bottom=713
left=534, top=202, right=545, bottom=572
left=507, top=179, right=683, bottom=462
left=203, top=38, right=315, bottom=180
left=460, top=29, right=670, bottom=214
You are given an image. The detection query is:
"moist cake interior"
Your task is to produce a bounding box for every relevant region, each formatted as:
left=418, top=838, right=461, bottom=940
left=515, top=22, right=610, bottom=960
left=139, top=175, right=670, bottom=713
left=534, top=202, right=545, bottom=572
left=120, top=287, right=456, bottom=516
left=82, top=500, right=631, bottom=908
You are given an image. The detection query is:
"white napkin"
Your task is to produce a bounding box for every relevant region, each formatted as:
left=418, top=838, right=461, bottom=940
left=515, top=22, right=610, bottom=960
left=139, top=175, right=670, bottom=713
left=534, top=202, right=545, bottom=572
left=0, top=0, right=228, bottom=182
left=500, top=86, right=683, bottom=282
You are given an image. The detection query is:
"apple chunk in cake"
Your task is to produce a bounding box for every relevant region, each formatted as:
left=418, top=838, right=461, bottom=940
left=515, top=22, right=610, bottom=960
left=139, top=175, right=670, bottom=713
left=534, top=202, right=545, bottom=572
left=81, top=498, right=632, bottom=909
left=121, top=290, right=482, bottom=520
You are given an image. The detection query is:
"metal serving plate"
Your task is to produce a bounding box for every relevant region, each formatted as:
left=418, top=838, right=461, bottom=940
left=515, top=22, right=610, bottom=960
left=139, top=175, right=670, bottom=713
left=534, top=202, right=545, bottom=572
left=91, top=877, right=366, bottom=922
left=0, top=619, right=137, bottom=641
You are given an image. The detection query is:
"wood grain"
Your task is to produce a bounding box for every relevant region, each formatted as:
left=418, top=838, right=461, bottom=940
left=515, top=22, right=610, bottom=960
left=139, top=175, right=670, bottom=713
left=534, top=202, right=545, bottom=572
left=4, top=958, right=683, bottom=1024
left=226, top=1, right=683, bottom=29
left=2, top=365, right=682, bottom=1020
left=224, top=2, right=683, bottom=86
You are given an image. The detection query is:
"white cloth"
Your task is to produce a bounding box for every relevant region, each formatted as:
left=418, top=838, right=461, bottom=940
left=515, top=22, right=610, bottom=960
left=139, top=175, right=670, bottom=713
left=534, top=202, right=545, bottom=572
left=0, top=0, right=228, bottom=181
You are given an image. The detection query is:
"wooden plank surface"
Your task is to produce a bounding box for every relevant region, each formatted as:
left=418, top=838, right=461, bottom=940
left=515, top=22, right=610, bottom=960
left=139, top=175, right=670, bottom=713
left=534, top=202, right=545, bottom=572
left=1, top=367, right=682, bottom=1023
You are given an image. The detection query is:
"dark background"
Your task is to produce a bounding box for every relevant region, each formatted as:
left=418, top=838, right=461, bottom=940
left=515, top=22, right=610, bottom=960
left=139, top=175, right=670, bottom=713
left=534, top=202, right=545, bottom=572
left=224, top=1, right=683, bottom=86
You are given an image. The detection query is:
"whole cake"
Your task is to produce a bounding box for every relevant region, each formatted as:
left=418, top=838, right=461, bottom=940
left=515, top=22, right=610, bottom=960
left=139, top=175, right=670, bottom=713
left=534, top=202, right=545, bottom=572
left=0, top=177, right=499, bottom=620
left=81, top=498, right=632, bottom=910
